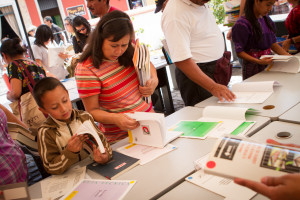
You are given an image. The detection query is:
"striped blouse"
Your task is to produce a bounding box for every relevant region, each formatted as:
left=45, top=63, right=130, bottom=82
left=75, top=58, right=152, bottom=143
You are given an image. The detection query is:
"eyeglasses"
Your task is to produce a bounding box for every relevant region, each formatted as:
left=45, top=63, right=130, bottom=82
left=76, top=27, right=86, bottom=33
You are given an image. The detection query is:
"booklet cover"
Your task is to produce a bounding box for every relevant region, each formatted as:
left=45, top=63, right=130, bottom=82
left=61, top=179, right=136, bottom=200
left=262, top=55, right=300, bottom=73
left=204, top=136, right=300, bottom=182
left=87, top=151, right=140, bottom=180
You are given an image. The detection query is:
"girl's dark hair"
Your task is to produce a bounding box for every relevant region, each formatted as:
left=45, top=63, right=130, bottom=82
left=34, top=24, right=54, bottom=48
left=79, top=10, right=134, bottom=68
left=33, top=77, right=67, bottom=109
left=244, top=0, right=275, bottom=42
left=72, top=16, right=91, bottom=39
left=0, top=38, right=26, bottom=58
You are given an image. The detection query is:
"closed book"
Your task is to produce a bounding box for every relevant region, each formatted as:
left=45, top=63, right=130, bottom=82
left=8, top=132, right=38, bottom=150
left=7, top=122, right=35, bottom=140
left=87, top=151, right=140, bottom=180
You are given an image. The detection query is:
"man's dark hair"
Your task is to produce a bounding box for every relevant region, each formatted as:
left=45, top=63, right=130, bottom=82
left=99, top=0, right=110, bottom=5
left=79, top=10, right=134, bottom=68
left=33, top=77, right=67, bottom=109
left=0, top=38, right=26, bottom=58
left=34, top=24, right=54, bottom=48
left=44, top=16, right=53, bottom=23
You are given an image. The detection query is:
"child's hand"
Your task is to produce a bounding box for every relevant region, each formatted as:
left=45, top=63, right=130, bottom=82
left=139, top=78, right=158, bottom=97
left=258, top=57, right=273, bottom=65
left=93, top=145, right=110, bottom=164
left=67, top=133, right=88, bottom=153
left=114, top=113, right=139, bottom=131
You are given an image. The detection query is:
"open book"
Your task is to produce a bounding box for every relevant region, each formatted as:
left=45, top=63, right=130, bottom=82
left=126, top=112, right=182, bottom=148
left=168, top=106, right=256, bottom=139
left=76, top=121, right=105, bottom=153
left=204, top=135, right=300, bottom=182
left=262, top=55, right=300, bottom=73
left=220, top=81, right=280, bottom=103
left=61, top=179, right=136, bottom=200
left=132, top=39, right=151, bottom=103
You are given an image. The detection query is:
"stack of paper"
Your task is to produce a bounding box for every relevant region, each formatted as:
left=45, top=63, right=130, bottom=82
left=220, top=81, right=280, bottom=103
left=261, top=55, right=300, bottom=73
left=132, top=39, right=151, bottom=103
left=223, top=0, right=240, bottom=27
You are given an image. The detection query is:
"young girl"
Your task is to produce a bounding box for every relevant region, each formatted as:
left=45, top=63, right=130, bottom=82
left=32, top=24, right=69, bottom=79
left=282, top=0, right=300, bottom=52
left=75, top=10, right=158, bottom=144
left=72, top=16, right=91, bottom=53
left=232, top=0, right=290, bottom=80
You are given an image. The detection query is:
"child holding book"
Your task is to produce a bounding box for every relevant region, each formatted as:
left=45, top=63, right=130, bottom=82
left=33, top=77, right=112, bottom=175
left=232, top=0, right=290, bottom=80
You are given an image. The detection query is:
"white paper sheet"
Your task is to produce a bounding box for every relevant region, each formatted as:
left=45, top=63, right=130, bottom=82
left=41, top=166, right=86, bottom=200
left=48, top=47, right=65, bottom=68
left=117, top=143, right=177, bottom=165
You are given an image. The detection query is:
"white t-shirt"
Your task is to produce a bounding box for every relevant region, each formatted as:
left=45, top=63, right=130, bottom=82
left=161, top=0, right=224, bottom=63
left=32, top=44, right=68, bottom=80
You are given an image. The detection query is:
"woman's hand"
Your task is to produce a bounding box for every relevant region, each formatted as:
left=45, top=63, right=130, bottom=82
left=113, top=113, right=139, bottom=131
left=58, top=52, right=70, bottom=60
left=67, top=134, right=88, bottom=153
left=93, top=145, right=110, bottom=164
left=258, top=57, right=273, bottom=65
left=139, top=77, right=158, bottom=97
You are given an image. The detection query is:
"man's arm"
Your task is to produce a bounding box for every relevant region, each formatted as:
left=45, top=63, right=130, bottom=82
left=175, top=58, right=235, bottom=102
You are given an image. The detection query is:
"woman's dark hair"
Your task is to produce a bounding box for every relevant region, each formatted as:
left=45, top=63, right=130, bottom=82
left=34, top=24, right=54, bottom=48
left=33, top=77, right=67, bottom=109
left=80, top=10, right=134, bottom=68
left=244, top=0, right=275, bottom=42
left=0, top=38, right=26, bottom=58
left=72, top=16, right=91, bottom=38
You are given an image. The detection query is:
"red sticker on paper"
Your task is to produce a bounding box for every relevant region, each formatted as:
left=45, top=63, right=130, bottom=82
left=206, top=161, right=216, bottom=168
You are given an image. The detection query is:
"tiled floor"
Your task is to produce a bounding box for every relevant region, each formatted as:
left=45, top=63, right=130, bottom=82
left=171, top=66, right=242, bottom=111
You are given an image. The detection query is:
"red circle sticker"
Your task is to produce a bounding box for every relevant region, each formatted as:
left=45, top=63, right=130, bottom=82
left=206, top=161, right=216, bottom=168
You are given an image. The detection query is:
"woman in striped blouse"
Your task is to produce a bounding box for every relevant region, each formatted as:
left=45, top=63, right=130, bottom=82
left=75, top=10, right=158, bottom=144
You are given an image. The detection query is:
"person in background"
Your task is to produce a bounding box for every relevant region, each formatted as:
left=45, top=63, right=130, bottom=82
left=27, top=25, right=36, bottom=46
left=269, top=0, right=290, bottom=15
left=33, top=77, right=112, bottom=175
left=75, top=10, right=158, bottom=144
left=161, top=0, right=235, bottom=106
left=232, top=0, right=290, bottom=80
left=86, top=0, right=118, bottom=18
left=43, top=16, right=65, bottom=45
left=281, top=0, right=300, bottom=52
left=32, top=24, right=68, bottom=79
left=0, top=38, right=46, bottom=103
left=64, top=15, right=75, bottom=44
left=72, top=16, right=92, bottom=53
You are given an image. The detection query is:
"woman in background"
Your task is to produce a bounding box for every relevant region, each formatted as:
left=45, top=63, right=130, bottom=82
left=32, top=24, right=68, bottom=79
left=72, top=16, right=91, bottom=53
left=232, top=0, right=290, bottom=80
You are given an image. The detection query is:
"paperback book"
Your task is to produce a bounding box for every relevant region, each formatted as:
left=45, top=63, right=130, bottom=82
left=87, top=151, right=140, bottom=180
left=204, top=135, right=300, bottom=182
left=261, top=55, right=300, bottom=73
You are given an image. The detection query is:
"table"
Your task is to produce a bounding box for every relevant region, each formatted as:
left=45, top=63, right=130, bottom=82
left=249, top=121, right=300, bottom=145
left=28, top=106, right=270, bottom=200
left=279, top=102, right=300, bottom=124
left=195, top=71, right=300, bottom=121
